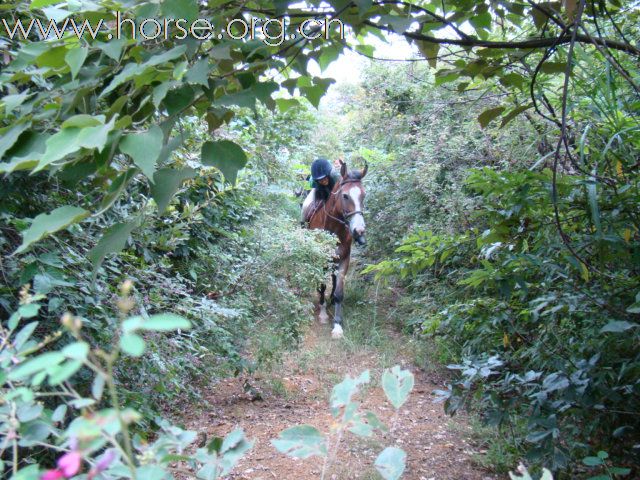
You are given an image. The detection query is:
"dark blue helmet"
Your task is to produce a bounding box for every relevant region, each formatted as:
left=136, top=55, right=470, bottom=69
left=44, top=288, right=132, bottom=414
left=311, top=158, right=332, bottom=181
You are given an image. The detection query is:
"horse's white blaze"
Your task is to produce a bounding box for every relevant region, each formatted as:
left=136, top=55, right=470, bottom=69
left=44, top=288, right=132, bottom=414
left=347, top=186, right=365, bottom=233
left=331, top=323, right=344, bottom=338
left=319, top=304, right=328, bottom=323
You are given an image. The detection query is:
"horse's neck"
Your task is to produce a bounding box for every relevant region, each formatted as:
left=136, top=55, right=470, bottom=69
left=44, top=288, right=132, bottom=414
left=326, top=182, right=341, bottom=217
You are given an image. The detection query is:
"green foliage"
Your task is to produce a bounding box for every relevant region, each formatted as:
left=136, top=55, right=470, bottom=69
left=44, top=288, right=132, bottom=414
left=196, top=428, right=254, bottom=480
left=201, top=140, right=248, bottom=185
left=14, top=206, right=89, bottom=255
left=1, top=286, right=249, bottom=479
left=381, top=366, right=414, bottom=409
left=358, top=55, right=640, bottom=475
left=374, top=447, right=407, bottom=480
left=272, top=425, right=328, bottom=459
left=0, top=80, right=330, bottom=480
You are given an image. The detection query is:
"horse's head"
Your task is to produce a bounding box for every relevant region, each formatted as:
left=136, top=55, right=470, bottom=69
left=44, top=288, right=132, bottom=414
left=338, top=160, right=368, bottom=246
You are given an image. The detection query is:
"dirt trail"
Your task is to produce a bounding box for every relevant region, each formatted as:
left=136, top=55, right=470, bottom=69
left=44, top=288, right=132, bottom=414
left=181, top=319, right=497, bottom=480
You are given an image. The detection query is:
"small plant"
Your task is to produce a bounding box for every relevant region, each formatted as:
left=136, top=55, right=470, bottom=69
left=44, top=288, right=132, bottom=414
left=271, top=365, right=415, bottom=480
left=582, top=451, right=631, bottom=480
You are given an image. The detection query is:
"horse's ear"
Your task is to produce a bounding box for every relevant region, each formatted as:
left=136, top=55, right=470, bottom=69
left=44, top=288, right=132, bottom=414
left=340, top=159, right=347, bottom=177
left=361, top=161, right=368, bottom=178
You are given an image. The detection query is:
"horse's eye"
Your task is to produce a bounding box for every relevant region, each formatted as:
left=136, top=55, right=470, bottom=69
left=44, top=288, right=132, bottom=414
left=343, top=193, right=349, bottom=200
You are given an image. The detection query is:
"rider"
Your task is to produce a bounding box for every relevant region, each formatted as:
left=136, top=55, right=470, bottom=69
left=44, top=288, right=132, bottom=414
left=302, top=158, right=341, bottom=222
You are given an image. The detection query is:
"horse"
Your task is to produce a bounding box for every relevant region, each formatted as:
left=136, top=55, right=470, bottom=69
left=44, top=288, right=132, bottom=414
left=304, top=160, right=367, bottom=338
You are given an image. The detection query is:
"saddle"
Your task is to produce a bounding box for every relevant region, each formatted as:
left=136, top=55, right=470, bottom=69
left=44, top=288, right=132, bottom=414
left=302, top=199, right=323, bottom=227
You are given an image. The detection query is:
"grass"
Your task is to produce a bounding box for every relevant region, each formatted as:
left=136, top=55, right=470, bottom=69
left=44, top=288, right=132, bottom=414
left=264, top=377, right=291, bottom=399
left=448, top=415, right=524, bottom=474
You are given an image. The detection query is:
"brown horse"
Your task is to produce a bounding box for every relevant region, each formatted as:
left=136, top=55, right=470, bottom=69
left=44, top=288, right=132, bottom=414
left=305, top=160, right=368, bottom=338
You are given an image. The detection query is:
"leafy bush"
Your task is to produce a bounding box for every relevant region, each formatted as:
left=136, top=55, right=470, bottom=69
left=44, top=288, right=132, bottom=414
left=352, top=33, right=639, bottom=476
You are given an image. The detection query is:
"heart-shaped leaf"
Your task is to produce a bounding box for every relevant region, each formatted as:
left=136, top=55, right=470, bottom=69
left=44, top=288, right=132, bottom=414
left=381, top=366, right=414, bottom=409
left=201, top=140, right=248, bottom=185
left=374, top=447, right=406, bottom=480
left=271, top=425, right=327, bottom=459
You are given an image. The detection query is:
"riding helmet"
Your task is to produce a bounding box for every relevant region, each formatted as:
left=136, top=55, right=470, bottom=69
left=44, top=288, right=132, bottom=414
left=311, top=158, right=333, bottom=181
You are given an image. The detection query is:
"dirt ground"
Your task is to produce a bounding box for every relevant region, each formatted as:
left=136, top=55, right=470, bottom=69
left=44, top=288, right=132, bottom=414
left=179, top=318, right=498, bottom=480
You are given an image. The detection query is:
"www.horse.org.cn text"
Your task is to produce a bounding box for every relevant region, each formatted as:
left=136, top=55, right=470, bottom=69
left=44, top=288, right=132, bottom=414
left=1, top=13, right=346, bottom=46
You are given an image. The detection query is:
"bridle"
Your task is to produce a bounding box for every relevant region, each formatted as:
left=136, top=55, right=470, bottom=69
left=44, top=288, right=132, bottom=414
left=324, top=178, right=365, bottom=228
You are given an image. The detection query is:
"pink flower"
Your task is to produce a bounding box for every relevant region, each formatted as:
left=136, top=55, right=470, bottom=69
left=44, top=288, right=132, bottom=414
left=57, top=451, right=82, bottom=477
left=94, top=449, right=116, bottom=471
left=41, top=470, right=65, bottom=480
left=88, top=448, right=118, bottom=478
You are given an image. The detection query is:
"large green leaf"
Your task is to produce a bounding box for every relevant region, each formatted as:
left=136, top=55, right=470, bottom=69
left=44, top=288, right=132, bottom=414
left=0, top=122, right=30, bottom=160
left=0, top=130, right=45, bottom=173
left=478, top=106, right=506, bottom=128
left=48, top=359, right=84, bottom=386
left=122, top=313, right=191, bottom=333
left=381, top=366, right=414, bottom=409
left=600, top=321, right=638, bottom=333
left=218, top=428, right=254, bottom=475
left=35, top=116, right=116, bottom=172
left=587, top=179, right=602, bottom=238
left=120, top=333, right=146, bottom=357
left=374, top=447, right=406, bottom=480
left=201, top=140, right=247, bottom=184
left=88, top=218, right=140, bottom=272
left=101, top=45, right=187, bottom=96
left=300, top=77, right=335, bottom=108
left=140, top=313, right=191, bottom=331
left=14, top=206, right=89, bottom=255
left=161, top=0, right=199, bottom=22
left=415, top=40, right=440, bottom=68
left=61, top=342, right=89, bottom=360
left=271, top=425, right=327, bottom=459
left=13, top=322, right=38, bottom=351
left=186, top=58, right=211, bottom=87
left=348, top=411, right=386, bottom=437
left=2, top=91, right=31, bottom=114
left=150, top=167, right=197, bottom=213
left=119, top=126, right=163, bottom=180
left=163, top=85, right=195, bottom=116
left=8, top=352, right=65, bottom=381
left=330, top=370, right=369, bottom=416
left=65, top=45, right=88, bottom=79
left=500, top=104, right=532, bottom=128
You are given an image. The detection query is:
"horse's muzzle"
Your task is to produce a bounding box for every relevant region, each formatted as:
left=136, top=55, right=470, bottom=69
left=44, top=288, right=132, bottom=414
left=352, top=223, right=366, bottom=246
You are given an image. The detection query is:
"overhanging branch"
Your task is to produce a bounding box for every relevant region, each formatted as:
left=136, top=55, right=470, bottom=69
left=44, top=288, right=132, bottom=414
left=363, top=20, right=640, bottom=56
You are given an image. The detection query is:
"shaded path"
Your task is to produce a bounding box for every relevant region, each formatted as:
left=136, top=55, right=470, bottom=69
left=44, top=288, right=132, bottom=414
left=180, top=319, right=497, bottom=480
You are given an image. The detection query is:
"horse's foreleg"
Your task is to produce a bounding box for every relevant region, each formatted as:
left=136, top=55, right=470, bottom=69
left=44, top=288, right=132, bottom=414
left=331, top=256, right=350, bottom=339
left=330, top=272, right=337, bottom=304
left=318, top=283, right=328, bottom=324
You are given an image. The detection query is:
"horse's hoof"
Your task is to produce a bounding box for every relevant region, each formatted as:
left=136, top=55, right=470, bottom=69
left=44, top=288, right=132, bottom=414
left=318, top=306, right=329, bottom=324
left=331, top=324, right=343, bottom=339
